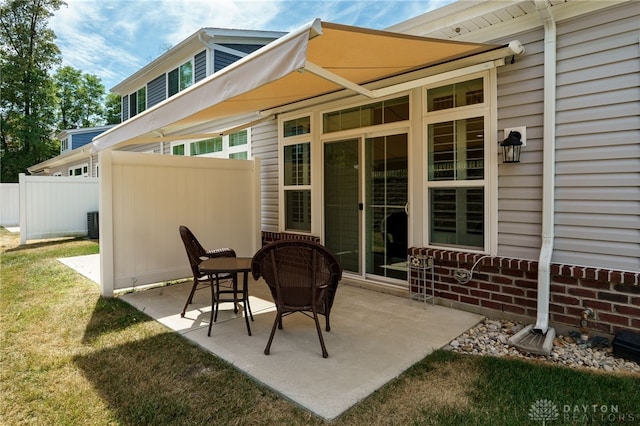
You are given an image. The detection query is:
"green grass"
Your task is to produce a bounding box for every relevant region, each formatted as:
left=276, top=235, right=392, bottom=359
left=2, top=228, right=639, bottom=425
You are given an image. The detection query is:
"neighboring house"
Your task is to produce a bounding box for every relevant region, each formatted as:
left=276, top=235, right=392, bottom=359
left=89, top=0, right=638, bottom=340
left=28, top=27, right=285, bottom=176
left=28, top=125, right=114, bottom=177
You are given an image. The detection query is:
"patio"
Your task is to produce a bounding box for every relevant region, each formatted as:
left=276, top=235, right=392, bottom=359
left=119, top=276, right=483, bottom=420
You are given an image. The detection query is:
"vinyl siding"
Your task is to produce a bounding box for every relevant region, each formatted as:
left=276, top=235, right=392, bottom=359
left=220, top=43, right=265, bottom=54
left=214, top=50, right=242, bottom=72
left=194, top=50, right=207, bottom=83
left=147, top=74, right=166, bottom=108
left=496, top=28, right=545, bottom=261
left=250, top=120, right=279, bottom=231
left=553, top=3, right=640, bottom=271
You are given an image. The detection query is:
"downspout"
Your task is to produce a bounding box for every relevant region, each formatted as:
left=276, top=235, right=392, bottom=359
left=534, top=0, right=556, bottom=334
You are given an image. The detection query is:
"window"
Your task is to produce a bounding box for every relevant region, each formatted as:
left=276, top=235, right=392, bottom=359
left=68, top=164, right=89, bottom=177
left=425, top=76, right=488, bottom=250
left=323, top=96, right=409, bottom=133
left=172, top=144, right=185, bottom=155
left=283, top=142, right=311, bottom=232
left=283, top=116, right=311, bottom=137
left=128, top=87, right=146, bottom=118
left=172, top=130, right=250, bottom=159
left=191, top=137, right=222, bottom=155
left=168, top=60, right=193, bottom=97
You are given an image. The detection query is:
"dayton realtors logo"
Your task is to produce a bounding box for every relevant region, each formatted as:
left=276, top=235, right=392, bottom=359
left=529, top=399, right=636, bottom=424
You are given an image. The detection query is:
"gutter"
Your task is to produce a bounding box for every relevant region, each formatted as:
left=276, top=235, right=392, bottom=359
left=534, top=0, right=557, bottom=334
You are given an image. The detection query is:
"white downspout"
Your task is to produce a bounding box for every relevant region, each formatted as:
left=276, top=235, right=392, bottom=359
left=534, top=0, right=556, bottom=334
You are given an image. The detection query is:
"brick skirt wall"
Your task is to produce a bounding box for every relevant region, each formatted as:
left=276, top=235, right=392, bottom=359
left=409, top=247, right=640, bottom=335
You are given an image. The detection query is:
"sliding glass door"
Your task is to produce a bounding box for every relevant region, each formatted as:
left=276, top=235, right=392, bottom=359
left=324, top=133, right=408, bottom=281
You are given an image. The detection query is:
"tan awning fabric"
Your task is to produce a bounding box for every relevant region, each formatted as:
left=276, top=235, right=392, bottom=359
left=93, top=19, right=508, bottom=152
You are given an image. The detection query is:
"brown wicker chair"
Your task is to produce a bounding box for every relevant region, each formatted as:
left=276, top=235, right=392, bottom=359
left=251, top=239, right=342, bottom=358
left=178, top=225, right=236, bottom=318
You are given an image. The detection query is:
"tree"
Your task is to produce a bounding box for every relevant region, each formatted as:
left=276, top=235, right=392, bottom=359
left=0, top=0, right=65, bottom=182
left=104, top=92, right=122, bottom=125
left=53, top=65, right=105, bottom=130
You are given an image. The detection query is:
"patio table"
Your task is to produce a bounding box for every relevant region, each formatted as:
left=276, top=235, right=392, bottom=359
left=199, top=257, right=254, bottom=337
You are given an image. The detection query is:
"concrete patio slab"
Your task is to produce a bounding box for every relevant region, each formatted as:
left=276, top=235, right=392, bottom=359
left=120, top=279, right=483, bottom=420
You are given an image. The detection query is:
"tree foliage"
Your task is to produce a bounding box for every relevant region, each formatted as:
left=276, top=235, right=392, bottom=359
left=53, top=65, right=106, bottom=129
left=104, top=92, right=122, bottom=125
left=0, top=0, right=65, bottom=182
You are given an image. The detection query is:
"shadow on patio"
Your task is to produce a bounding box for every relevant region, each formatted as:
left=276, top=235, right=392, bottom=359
left=119, top=279, right=483, bottom=420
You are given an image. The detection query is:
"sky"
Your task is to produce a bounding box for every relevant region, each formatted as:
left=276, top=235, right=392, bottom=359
left=49, top=0, right=455, bottom=91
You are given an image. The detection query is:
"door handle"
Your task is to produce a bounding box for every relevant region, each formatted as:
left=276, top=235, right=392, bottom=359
left=358, top=203, right=364, bottom=211
left=404, top=202, right=409, bottom=215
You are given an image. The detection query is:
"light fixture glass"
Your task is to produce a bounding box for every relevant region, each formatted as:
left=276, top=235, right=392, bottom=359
left=500, top=131, right=523, bottom=163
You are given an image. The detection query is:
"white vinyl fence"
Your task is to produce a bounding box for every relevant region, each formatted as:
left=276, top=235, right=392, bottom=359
left=19, top=174, right=99, bottom=244
left=0, top=183, right=19, bottom=226
left=99, top=151, right=261, bottom=297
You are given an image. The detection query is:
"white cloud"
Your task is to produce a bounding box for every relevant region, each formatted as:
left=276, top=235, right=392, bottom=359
left=49, top=0, right=452, bottom=90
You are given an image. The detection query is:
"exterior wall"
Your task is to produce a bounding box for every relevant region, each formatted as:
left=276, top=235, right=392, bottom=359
left=409, top=247, right=640, bottom=336
left=495, top=28, right=545, bottom=261
left=404, top=2, right=640, bottom=335
left=552, top=3, right=639, bottom=271
left=251, top=120, right=279, bottom=231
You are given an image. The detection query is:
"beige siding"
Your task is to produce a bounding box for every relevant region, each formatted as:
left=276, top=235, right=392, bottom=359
left=250, top=120, right=279, bottom=231
left=553, top=3, right=640, bottom=271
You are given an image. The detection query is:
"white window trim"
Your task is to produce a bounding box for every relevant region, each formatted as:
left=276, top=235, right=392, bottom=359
left=68, top=163, right=89, bottom=177
left=278, top=113, right=315, bottom=234
left=421, top=69, right=497, bottom=255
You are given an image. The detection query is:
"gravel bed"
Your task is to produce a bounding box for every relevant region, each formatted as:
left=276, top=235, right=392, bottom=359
left=444, top=318, right=640, bottom=375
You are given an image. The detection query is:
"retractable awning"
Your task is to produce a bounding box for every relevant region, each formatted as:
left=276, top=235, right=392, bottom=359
left=93, top=19, right=523, bottom=152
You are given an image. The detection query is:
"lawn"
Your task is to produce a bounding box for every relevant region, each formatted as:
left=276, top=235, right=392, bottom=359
left=1, top=227, right=639, bottom=425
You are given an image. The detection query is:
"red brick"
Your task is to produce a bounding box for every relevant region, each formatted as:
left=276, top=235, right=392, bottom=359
left=502, top=286, right=525, bottom=296
left=581, top=279, right=610, bottom=289
left=632, top=318, right=640, bottom=329
left=503, top=269, right=524, bottom=278
left=491, top=275, right=513, bottom=285
left=440, top=292, right=459, bottom=302
left=551, top=314, right=575, bottom=326
left=460, top=296, right=480, bottom=306
left=567, top=287, right=597, bottom=299
left=597, top=269, right=611, bottom=281
left=492, top=293, right=513, bottom=303
left=434, top=282, right=450, bottom=291
left=614, top=304, right=640, bottom=317
left=549, top=303, right=565, bottom=314
left=503, top=304, right=526, bottom=315
left=551, top=294, right=580, bottom=305
left=550, top=284, right=567, bottom=294
left=526, top=289, right=538, bottom=299
left=585, top=268, right=598, bottom=280
left=623, top=273, right=639, bottom=286
left=470, top=289, right=491, bottom=299
left=591, top=322, right=612, bottom=334
left=610, top=271, right=623, bottom=284
left=525, top=270, right=538, bottom=280
left=452, top=286, right=469, bottom=295
left=598, top=312, right=630, bottom=327
left=597, top=291, right=629, bottom=304
left=553, top=275, right=579, bottom=286
left=481, top=300, right=502, bottom=311
left=514, top=297, right=537, bottom=308
left=614, top=284, right=640, bottom=295
left=479, top=282, right=500, bottom=292
left=515, top=279, right=537, bottom=289
left=583, top=300, right=611, bottom=311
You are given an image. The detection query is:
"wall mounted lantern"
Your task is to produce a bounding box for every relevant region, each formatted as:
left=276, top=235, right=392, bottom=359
left=501, top=130, right=523, bottom=163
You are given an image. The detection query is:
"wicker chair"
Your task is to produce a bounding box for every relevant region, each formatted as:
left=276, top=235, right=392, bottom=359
left=178, top=225, right=236, bottom=318
left=251, top=239, right=342, bottom=358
